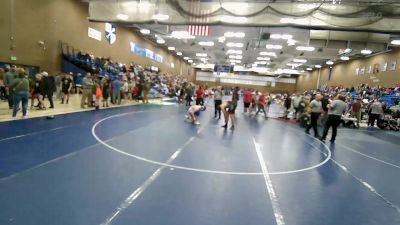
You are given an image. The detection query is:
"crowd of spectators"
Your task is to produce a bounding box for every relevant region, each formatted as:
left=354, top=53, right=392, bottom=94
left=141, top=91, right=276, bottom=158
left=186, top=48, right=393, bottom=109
left=278, top=84, right=400, bottom=132
left=0, top=60, right=199, bottom=119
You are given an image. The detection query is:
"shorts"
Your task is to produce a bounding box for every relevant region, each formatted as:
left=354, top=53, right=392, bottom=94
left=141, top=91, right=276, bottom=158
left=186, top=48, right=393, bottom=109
left=244, top=102, right=250, bottom=108
left=227, top=101, right=237, bottom=114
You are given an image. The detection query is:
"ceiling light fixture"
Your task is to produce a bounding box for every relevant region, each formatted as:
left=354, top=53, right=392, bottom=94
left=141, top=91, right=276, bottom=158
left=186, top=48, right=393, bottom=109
left=287, top=39, right=297, bottom=46
left=287, top=63, right=302, bottom=67
left=390, top=40, right=400, bottom=45
left=183, top=57, right=189, bottom=60
left=315, top=65, right=322, bottom=68
left=168, top=46, right=175, bottom=51
left=293, top=59, right=307, bottom=63
left=198, top=41, right=214, bottom=46
left=176, top=52, right=182, bottom=56
left=226, top=49, right=242, bottom=55
left=266, top=44, right=283, bottom=50
left=218, top=36, right=226, bottom=43
left=306, top=68, right=313, bottom=71
left=270, top=34, right=293, bottom=40
left=340, top=56, right=350, bottom=61
left=256, top=57, right=270, bottom=61
left=361, top=49, right=372, bottom=55
left=140, top=29, right=150, bottom=34
left=296, top=46, right=315, bottom=51
left=344, top=48, right=352, bottom=54
left=259, top=52, right=277, bottom=57
left=117, top=14, right=129, bottom=20
left=156, top=39, right=165, bottom=44
left=224, top=32, right=245, bottom=38
left=188, top=59, right=193, bottom=63
left=196, top=53, right=207, bottom=57
left=226, top=42, right=244, bottom=48
left=171, top=31, right=195, bottom=39
left=152, top=14, right=169, bottom=21
left=326, top=60, right=334, bottom=65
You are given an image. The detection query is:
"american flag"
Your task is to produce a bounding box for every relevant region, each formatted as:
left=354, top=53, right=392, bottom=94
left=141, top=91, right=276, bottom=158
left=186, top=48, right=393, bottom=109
left=188, top=0, right=210, bottom=36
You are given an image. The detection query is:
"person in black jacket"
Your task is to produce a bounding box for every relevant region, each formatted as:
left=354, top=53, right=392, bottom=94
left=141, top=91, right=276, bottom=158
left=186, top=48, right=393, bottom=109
left=283, top=95, right=292, bottom=119
left=42, top=72, right=56, bottom=108
left=320, top=94, right=330, bottom=126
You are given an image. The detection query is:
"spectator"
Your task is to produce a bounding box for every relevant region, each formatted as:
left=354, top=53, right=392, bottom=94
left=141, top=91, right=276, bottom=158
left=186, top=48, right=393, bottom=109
left=112, top=76, right=122, bottom=105
left=243, top=89, right=253, bottom=113
left=61, top=73, right=73, bottom=104
left=81, top=73, right=94, bottom=108
left=101, top=75, right=110, bottom=107
left=195, top=86, right=204, bottom=105
left=292, top=93, right=301, bottom=119
left=0, top=68, right=6, bottom=100
left=30, top=73, right=45, bottom=110
left=143, top=78, right=151, bottom=104
left=55, top=72, right=62, bottom=100
left=368, top=99, right=384, bottom=127
left=256, top=92, right=268, bottom=118
left=214, top=86, right=223, bottom=119
left=10, top=68, right=30, bottom=118
left=5, top=65, right=16, bottom=109
left=350, top=97, right=362, bottom=128
left=42, top=71, right=55, bottom=108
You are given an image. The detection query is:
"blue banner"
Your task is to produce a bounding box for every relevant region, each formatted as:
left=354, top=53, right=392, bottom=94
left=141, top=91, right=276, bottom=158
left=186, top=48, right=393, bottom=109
left=130, top=42, right=163, bottom=63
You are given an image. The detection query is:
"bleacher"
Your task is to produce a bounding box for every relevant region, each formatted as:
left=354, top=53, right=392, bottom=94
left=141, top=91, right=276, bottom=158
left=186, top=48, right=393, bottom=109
left=59, top=41, right=172, bottom=99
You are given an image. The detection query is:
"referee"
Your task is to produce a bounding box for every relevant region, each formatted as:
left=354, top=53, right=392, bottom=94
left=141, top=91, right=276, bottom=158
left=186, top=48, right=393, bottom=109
left=320, top=94, right=348, bottom=143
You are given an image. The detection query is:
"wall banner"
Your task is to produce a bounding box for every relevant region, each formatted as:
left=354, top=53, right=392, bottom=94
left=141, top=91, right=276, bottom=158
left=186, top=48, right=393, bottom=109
left=88, top=27, right=102, bottom=41
left=130, top=42, right=163, bottom=63
left=105, top=23, right=116, bottom=44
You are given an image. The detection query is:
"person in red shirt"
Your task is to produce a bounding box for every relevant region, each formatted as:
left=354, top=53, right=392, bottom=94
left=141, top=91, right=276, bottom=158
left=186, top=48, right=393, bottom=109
left=351, top=97, right=362, bottom=128
left=132, top=85, right=139, bottom=102
left=243, top=89, right=253, bottom=113
left=195, top=86, right=204, bottom=105
left=256, top=92, right=268, bottom=118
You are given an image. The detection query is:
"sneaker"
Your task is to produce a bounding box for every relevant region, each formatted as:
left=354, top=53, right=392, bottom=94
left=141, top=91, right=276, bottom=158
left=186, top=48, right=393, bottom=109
left=230, top=125, right=235, bottom=130
left=305, top=130, right=310, bottom=135
left=320, top=137, right=326, bottom=141
left=221, top=124, right=227, bottom=128
left=329, top=139, right=335, bottom=143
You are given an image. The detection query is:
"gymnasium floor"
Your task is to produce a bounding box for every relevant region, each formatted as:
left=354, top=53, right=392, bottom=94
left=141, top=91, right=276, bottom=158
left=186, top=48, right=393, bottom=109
left=0, top=101, right=400, bottom=225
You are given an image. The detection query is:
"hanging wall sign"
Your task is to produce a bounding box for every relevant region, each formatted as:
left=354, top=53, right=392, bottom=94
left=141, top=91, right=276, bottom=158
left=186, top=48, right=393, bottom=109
left=105, top=23, right=116, bottom=44
left=88, top=27, right=102, bottom=41
left=130, top=42, right=163, bottom=63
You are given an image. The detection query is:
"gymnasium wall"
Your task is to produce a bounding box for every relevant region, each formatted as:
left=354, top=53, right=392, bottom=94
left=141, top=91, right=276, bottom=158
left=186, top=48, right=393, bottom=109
left=0, top=0, right=194, bottom=77
left=296, top=48, right=400, bottom=92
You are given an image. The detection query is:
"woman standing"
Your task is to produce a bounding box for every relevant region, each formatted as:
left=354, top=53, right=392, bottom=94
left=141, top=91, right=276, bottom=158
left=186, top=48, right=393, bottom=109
left=11, top=68, right=30, bottom=118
